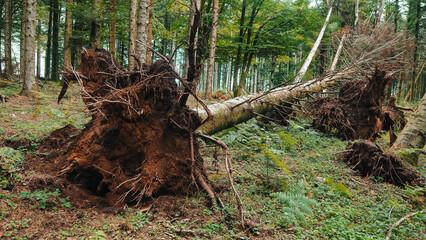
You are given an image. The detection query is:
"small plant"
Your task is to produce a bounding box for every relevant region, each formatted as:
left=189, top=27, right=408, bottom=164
left=270, top=192, right=317, bottom=226
left=18, top=189, right=61, bottom=209
left=325, top=177, right=352, bottom=198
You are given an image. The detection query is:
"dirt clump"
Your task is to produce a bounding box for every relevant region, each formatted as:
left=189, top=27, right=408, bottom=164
left=308, top=69, right=391, bottom=140
left=340, top=141, right=423, bottom=186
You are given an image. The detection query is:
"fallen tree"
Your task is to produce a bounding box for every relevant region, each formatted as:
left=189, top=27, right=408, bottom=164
left=392, top=93, right=426, bottom=149
left=196, top=69, right=354, bottom=135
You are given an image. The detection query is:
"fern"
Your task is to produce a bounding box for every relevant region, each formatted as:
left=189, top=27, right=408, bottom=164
left=271, top=192, right=317, bottom=226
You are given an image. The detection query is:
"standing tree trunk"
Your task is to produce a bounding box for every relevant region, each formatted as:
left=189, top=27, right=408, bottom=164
left=64, top=0, right=73, bottom=69
left=109, top=0, right=116, bottom=56
left=135, top=0, right=150, bottom=63
left=393, top=93, right=426, bottom=149
left=45, top=0, right=53, bottom=79
left=375, top=0, right=386, bottom=26
left=128, top=0, right=138, bottom=70
left=145, top=0, right=154, bottom=64
left=4, top=0, right=13, bottom=77
left=294, top=6, right=333, bottom=83
left=36, top=20, right=41, bottom=78
left=205, top=0, right=219, bottom=100
left=20, top=0, right=37, bottom=96
left=0, top=0, right=4, bottom=75
left=232, top=0, right=246, bottom=97
left=90, top=0, right=102, bottom=49
left=51, top=0, right=60, bottom=81
left=354, top=0, right=360, bottom=27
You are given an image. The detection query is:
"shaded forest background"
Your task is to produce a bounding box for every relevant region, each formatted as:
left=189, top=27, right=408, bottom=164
left=0, top=0, right=425, bottom=101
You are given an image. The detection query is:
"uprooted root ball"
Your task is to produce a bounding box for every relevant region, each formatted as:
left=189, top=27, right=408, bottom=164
left=340, top=141, right=423, bottom=186
left=307, top=69, right=390, bottom=140
left=57, top=49, right=214, bottom=206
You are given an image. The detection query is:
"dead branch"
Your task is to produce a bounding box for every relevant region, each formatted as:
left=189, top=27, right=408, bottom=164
left=385, top=210, right=426, bottom=240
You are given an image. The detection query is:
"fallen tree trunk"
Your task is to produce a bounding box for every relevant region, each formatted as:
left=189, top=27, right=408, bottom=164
left=392, top=93, right=426, bottom=149
left=196, top=69, right=355, bottom=135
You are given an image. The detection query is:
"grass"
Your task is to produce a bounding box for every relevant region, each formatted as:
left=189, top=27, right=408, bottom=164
left=0, top=79, right=425, bottom=239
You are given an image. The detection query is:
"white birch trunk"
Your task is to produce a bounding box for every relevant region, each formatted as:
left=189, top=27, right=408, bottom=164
left=354, top=0, right=360, bottom=27
left=330, top=33, right=346, bottom=72
left=375, top=0, right=386, bottom=26
left=254, top=56, right=258, bottom=93
left=294, top=6, right=333, bottom=83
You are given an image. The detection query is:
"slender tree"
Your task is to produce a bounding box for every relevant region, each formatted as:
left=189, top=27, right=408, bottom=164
left=21, top=0, right=37, bottom=95
left=128, top=0, right=138, bottom=69
left=51, top=0, right=60, bottom=81
left=135, top=0, right=150, bottom=63
left=205, top=0, right=219, bottom=100
left=4, top=0, right=13, bottom=76
left=45, top=0, right=53, bottom=79
left=232, top=0, right=247, bottom=96
left=109, top=0, right=116, bottom=55
left=90, top=0, right=102, bottom=48
left=146, top=0, right=154, bottom=64
left=64, top=0, right=73, bottom=68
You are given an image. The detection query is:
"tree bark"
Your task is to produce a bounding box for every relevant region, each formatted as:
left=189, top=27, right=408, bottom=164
left=392, top=93, right=426, bottom=149
left=294, top=6, right=333, bottom=83
left=232, top=0, right=246, bottom=96
left=51, top=0, right=60, bottom=81
left=45, top=0, right=53, bottom=79
left=145, top=0, right=154, bottom=64
left=0, top=0, right=4, bottom=75
left=205, top=0, right=219, bottom=100
left=375, top=0, right=386, bottom=26
left=196, top=68, right=356, bottom=135
left=128, top=0, right=138, bottom=70
left=20, top=0, right=37, bottom=95
left=64, top=0, right=73, bottom=69
left=354, top=0, right=360, bottom=27
left=4, top=0, right=13, bottom=77
left=109, top=0, right=116, bottom=56
left=90, top=0, right=102, bottom=49
left=135, top=0, right=150, bottom=64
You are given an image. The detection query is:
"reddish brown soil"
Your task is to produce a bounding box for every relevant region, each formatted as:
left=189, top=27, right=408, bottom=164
left=55, top=49, right=214, bottom=207
left=340, top=141, right=423, bottom=186
left=308, top=69, right=391, bottom=140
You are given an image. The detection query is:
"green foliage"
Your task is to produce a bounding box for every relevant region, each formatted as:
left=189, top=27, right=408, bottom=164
left=0, top=147, right=25, bottom=189
left=395, top=148, right=422, bottom=166
left=325, top=177, right=352, bottom=198
left=270, top=191, right=317, bottom=226
left=18, top=189, right=62, bottom=209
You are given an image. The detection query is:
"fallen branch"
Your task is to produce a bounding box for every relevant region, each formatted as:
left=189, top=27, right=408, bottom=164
left=198, top=133, right=246, bottom=227
left=385, top=210, right=425, bottom=240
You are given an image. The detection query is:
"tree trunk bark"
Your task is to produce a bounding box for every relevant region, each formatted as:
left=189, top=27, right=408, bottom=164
left=128, top=0, right=138, bottom=70
left=0, top=0, right=4, bottom=75
left=146, top=0, right=154, bottom=64
left=375, top=0, right=386, bottom=26
left=205, top=0, right=219, bottom=100
left=4, top=0, right=13, bottom=77
left=90, top=0, right=102, bottom=49
left=135, top=0, right=150, bottom=63
left=294, top=6, right=333, bottom=83
left=354, top=0, right=360, bottom=27
left=392, top=93, right=426, bottom=149
left=196, top=68, right=356, bottom=135
left=232, top=0, right=246, bottom=96
left=64, top=0, right=73, bottom=69
left=51, top=0, right=60, bottom=81
left=21, top=0, right=37, bottom=95
left=45, top=0, right=53, bottom=79
left=109, top=0, right=116, bottom=56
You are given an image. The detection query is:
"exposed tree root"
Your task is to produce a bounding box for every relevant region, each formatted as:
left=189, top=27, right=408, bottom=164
left=340, top=141, right=423, bottom=186
left=308, top=69, right=391, bottom=140
left=55, top=49, right=219, bottom=207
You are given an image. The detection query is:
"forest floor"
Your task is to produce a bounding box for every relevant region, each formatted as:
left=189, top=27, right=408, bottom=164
left=0, top=79, right=425, bottom=239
